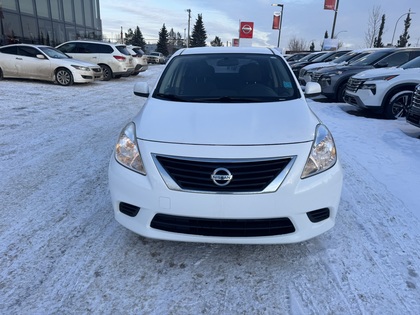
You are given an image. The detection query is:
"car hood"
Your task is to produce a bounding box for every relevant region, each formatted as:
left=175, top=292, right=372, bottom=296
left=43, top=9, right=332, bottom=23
left=54, top=57, right=99, bottom=68
left=134, top=98, right=319, bottom=145
left=352, top=67, right=402, bottom=79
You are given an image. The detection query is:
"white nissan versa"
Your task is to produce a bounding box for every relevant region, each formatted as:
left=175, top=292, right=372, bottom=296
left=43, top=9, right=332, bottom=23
left=108, top=47, right=343, bottom=244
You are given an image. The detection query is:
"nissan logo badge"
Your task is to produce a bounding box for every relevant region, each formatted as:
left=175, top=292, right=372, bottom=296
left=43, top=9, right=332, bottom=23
left=211, top=168, right=233, bottom=187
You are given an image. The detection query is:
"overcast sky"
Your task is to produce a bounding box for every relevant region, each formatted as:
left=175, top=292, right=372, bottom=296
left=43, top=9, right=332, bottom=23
left=99, top=0, right=420, bottom=50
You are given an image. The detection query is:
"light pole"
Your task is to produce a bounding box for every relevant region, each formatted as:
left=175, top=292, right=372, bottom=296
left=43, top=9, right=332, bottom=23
left=391, top=10, right=415, bottom=46
left=271, top=4, right=284, bottom=48
left=334, top=30, right=347, bottom=38
left=185, top=9, right=191, bottom=47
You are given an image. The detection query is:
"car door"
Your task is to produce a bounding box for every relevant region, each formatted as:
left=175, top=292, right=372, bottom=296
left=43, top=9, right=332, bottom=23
left=0, top=46, right=19, bottom=77
left=16, top=46, right=52, bottom=80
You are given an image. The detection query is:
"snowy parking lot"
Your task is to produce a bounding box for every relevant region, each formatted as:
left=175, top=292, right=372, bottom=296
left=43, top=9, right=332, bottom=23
left=1, top=65, right=420, bottom=314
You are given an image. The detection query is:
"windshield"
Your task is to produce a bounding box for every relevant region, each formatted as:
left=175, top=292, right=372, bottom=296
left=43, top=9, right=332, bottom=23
left=350, top=50, right=395, bottom=66
left=39, top=47, right=70, bottom=59
left=400, top=56, right=420, bottom=69
left=153, top=53, right=300, bottom=103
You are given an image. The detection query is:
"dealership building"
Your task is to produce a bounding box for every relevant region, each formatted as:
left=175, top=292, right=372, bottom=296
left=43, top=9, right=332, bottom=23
left=0, top=0, right=102, bottom=46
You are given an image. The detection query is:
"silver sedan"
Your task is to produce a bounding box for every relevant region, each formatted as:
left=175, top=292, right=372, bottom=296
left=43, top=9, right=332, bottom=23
left=0, top=44, right=102, bottom=86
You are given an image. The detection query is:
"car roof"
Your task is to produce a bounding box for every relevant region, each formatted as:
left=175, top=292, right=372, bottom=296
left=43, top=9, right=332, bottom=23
left=176, top=47, right=280, bottom=56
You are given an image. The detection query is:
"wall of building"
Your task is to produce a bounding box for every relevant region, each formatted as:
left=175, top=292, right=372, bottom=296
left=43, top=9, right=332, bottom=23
left=0, top=0, right=102, bottom=46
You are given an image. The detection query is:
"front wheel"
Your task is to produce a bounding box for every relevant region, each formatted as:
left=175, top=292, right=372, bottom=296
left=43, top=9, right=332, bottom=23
left=100, top=64, right=112, bottom=81
left=56, top=68, right=73, bottom=86
left=336, top=83, right=347, bottom=103
left=384, top=91, right=413, bottom=119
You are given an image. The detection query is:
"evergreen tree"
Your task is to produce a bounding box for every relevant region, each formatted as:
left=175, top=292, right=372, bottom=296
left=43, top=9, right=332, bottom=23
left=190, top=14, right=207, bottom=47
left=156, top=24, right=169, bottom=56
left=124, top=28, right=134, bottom=45
left=210, top=36, right=223, bottom=47
left=310, top=41, right=315, bottom=51
left=324, top=31, right=329, bottom=39
left=397, top=11, right=411, bottom=47
left=132, top=26, right=146, bottom=51
left=374, top=14, right=386, bottom=47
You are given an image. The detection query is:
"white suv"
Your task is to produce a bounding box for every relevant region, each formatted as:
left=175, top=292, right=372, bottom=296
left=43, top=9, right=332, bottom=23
left=56, top=40, right=135, bottom=81
left=344, top=55, right=420, bottom=119
left=147, top=52, right=166, bottom=64
left=126, top=45, right=148, bottom=75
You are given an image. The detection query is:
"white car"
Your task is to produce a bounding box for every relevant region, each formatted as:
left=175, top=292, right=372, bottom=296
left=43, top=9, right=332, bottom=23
left=147, top=52, right=166, bottom=64
left=0, top=44, right=102, bottom=86
left=109, top=47, right=343, bottom=244
left=56, top=40, right=135, bottom=81
left=126, top=45, right=148, bottom=75
left=344, top=55, right=420, bottom=119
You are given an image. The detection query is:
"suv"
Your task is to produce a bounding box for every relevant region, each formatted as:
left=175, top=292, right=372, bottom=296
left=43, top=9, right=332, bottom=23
left=56, top=40, right=135, bottom=81
left=127, top=45, right=148, bottom=75
left=311, top=48, right=420, bottom=102
left=344, top=56, right=420, bottom=119
left=406, top=84, right=420, bottom=128
left=147, top=52, right=166, bottom=64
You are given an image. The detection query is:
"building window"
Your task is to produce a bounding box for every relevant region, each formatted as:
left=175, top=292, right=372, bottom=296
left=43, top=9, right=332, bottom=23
left=52, top=22, right=65, bottom=46
left=35, top=0, right=50, bottom=18
left=1, top=11, right=23, bottom=44
left=63, top=0, right=74, bottom=23
left=2, top=0, right=17, bottom=10
left=18, top=0, right=35, bottom=15
left=38, top=18, right=53, bottom=45
left=50, top=0, right=62, bottom=20
left=74, top=0, right=84, bottom=25
left=21, top=15, right=38, bottom=43
left=84, top=0, right=93, bottom=27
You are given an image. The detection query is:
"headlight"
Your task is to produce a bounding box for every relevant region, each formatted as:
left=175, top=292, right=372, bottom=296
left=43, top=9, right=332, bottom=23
left=115, top=122, right=146, bottom=175
left=366, top=74, right=399, bottom=81
left=301, top=124, right=337, bottom=179
left=71, top=65, right=90, bottom=71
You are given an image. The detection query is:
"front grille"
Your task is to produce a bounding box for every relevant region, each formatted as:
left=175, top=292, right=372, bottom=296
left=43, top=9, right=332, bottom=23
left=311, top=73, right=322, bottom=83
left=92, top=68, right=102, bottom=73
left=344, top=94, right=358, bottom=106
left=346, top=77, right=364, bottom=93
left=411, top=85, right=420, bottom=109
left=154, top=155, right=294, bottom=193
left=151, top=214, right=296, bottom=237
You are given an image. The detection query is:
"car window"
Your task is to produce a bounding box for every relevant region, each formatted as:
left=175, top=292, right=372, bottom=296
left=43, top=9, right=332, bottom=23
left=39, top=47, right=69, bottom=59
left=57, top=43, right=76, bottom=53
left=0, top=46, right=18, bottom=55
left=18, top=46, right=41, bottom=58
left=116, top=46, right=131, bottom=55
left=351, top=50, right=395, bottom=66
left=154, top=53, right=300, bottom=102
left=400, top=56, right=420, bottom=69
left=376, top=51, right=410, bottom=67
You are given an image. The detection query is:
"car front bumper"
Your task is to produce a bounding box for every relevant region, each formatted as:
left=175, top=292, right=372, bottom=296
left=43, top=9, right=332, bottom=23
left=108, top=141, right=343, bottom=244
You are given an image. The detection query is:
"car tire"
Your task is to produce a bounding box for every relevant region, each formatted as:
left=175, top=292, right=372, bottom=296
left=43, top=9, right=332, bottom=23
left=337, top=83, right=347, bottom=103
left=55, top=68, right=73, bottom=86
left=384, top=90, right=413, bottom=119
left=100, top=64, right=112, bottom=81
left=0, top=67, right=3, bottom=80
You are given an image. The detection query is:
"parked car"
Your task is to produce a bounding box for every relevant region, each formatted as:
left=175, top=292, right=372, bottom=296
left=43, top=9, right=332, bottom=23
left=126, top=45, right=148, bottom=75
left=406, top=84, right=420, bottom=128
left=285, top=52, right=310, bottom=62
left=287, top=51, right=328, bottom=66
left=298, top=48, right=380, bottom=86
left=0, top=44, right=102, bottom=86
left=56, top=40, right=135, bottom=81
left=108, top=47, right=343, bottom=244
left=147, top=52, right=166, bottom=64
left=311, top=47, right=420, bottom=102
left=344, top=56, right=420, bottom=119
left=290, top=50, right=350, bottom=78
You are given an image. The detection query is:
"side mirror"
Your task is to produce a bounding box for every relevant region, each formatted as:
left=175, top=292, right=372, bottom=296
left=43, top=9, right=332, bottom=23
left=133, top=82, right=150, bottom=97
left=304, top=82, right=322, bottom=98
left=375, top=61, right=388, bottom=68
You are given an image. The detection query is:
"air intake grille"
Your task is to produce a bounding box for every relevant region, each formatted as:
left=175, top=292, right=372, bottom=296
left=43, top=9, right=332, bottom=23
left=311, top=73, right=322, bottom=83
left=346, top=77, right=364, bottom=93
left=154, top=155, right=294, bottom=193
left=151, top=214, right=296, bottom=237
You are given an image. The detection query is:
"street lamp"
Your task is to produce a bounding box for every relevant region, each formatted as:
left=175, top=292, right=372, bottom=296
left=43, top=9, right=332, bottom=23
left=271, top=4, right=284, bottom=48
left=391, top=10, right=415, bottom=46
left=334, top=30, right=347, bottom=38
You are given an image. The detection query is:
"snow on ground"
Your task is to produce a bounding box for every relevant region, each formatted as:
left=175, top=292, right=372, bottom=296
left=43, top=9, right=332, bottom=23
left=1, top=65, right=420, bottom=314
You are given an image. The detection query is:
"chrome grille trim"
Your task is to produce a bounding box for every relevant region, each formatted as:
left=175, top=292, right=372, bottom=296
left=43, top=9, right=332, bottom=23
left=152, top=154, right=296, bottom=194
left=346, top=77, right=365, bottom=93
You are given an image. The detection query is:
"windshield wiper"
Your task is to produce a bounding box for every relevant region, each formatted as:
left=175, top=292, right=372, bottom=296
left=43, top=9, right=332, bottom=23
left=155, top=93, right=188, bottom=102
